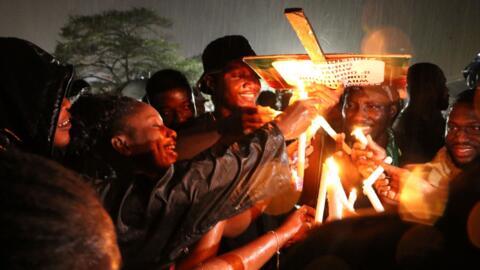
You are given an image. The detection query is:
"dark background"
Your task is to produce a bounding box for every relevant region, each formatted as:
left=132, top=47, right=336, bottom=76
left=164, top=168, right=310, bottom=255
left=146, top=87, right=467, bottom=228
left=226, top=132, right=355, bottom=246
left=1, top=0, right=479, bottom=91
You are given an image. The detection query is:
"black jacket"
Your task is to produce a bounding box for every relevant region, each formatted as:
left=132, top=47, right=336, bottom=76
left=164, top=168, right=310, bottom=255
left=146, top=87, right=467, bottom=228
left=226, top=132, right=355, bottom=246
left=0, top=37, right=73, bottom=156
left=100, top=123, right=291, bottom=269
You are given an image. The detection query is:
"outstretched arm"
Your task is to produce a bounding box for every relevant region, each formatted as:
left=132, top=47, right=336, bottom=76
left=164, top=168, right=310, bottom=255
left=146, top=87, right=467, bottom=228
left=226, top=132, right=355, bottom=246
left=196, top=206, right=315, bottom=270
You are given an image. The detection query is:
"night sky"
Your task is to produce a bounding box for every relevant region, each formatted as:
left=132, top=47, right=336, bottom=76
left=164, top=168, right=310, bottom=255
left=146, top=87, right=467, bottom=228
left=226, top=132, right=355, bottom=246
left=1, top=0, right=479, bottom=87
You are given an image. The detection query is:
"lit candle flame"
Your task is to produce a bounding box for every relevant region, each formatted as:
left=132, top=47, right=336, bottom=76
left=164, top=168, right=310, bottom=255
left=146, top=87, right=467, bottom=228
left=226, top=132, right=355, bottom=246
left=315, top=157, right=354, bottom=223
left=351, top=127, right=369, bottom=146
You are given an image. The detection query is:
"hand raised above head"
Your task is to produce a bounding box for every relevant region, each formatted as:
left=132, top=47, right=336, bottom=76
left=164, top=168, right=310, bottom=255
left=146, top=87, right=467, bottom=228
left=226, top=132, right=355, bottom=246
left=306, top=82, right=344, bottom=115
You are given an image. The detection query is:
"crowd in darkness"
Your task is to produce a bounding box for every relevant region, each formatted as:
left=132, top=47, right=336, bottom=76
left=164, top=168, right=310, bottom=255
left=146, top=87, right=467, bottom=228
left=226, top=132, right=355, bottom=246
left=0, top=33, right=479, bottom=270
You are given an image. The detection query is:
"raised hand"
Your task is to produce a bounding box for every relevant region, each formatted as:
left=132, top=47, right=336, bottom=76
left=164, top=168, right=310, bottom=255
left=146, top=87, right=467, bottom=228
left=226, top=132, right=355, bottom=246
left=306, top=83, right=345, bottom=115
left=273, top=99, right=320, bottom=140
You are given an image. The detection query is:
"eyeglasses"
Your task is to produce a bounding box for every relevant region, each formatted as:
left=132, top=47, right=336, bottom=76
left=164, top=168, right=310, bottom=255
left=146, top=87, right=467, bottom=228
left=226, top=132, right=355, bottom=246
left=447, top=124, right=480, bottom=136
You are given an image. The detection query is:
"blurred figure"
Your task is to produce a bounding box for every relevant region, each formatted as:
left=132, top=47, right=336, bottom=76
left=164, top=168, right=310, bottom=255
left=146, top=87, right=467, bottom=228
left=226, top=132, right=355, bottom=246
left=145, top=69, right=196, bottom=129
left=0, top=37, right=73, bottom=155
left=0, top=150, right=120, bottom=270
left=463, top=53, right=480, bottom=90
left=394, top=63, right=449, bottom=164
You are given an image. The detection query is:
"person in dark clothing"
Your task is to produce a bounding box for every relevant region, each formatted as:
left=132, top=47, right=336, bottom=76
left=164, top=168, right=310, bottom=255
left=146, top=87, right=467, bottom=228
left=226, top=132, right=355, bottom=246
left=0, top=37, right=74, bottom=155
left=0, top=150, right=121, bottom=270
left=66, top=94, right=319, bottom=269
left=144, top=69, right=196, bottom=130
left=394, top=63, right=450, bottom=165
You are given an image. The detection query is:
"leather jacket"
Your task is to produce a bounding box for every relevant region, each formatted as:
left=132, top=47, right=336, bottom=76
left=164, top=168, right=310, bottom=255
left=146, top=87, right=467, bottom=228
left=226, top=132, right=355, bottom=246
left=102, top=123, right=291, bottom=269
left=0, top=37, right=73, bottom=156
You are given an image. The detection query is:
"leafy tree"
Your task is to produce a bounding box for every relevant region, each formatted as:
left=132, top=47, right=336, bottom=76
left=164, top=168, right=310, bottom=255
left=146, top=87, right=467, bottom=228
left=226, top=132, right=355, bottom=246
left=55, top=7, right=201, bottom=93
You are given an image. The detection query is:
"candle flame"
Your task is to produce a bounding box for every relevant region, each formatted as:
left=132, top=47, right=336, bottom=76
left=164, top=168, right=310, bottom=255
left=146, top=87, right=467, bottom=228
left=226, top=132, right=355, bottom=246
left=351, top=127, right=369, bottom=145
left=325, top=157, right=339, bottom=175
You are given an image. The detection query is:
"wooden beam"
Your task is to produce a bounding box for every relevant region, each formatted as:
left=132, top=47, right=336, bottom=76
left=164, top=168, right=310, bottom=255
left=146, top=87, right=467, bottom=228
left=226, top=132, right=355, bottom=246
left=284, top=8, right=327, bottom=63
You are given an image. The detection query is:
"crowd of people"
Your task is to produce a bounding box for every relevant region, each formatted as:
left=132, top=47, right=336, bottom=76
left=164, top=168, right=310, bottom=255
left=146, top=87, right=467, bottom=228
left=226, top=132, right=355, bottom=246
left=0, top=34, right=479, bottom=270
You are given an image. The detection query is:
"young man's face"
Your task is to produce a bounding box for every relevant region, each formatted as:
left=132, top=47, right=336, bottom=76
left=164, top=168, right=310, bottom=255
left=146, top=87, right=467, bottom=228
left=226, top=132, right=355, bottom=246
left=216, top=60, right=261, bottom=110
left=342, top=87, right=397, bottom=143
left=150, top=88, right=194, bottom=129
left=53, top=98, right=72, bottom=148
left=120, top=104, right=178, bottom=168
left=446, top=103, right=480, bottom=167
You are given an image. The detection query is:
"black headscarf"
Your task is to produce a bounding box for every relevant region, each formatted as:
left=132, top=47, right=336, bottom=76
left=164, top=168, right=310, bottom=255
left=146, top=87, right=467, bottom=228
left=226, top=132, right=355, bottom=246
left=0, top=37, right=73, bottom=156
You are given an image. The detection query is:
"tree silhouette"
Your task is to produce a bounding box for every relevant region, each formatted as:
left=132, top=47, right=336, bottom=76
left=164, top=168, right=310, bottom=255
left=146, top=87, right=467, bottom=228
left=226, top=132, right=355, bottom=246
left=55, top=7, right=201, bottom=93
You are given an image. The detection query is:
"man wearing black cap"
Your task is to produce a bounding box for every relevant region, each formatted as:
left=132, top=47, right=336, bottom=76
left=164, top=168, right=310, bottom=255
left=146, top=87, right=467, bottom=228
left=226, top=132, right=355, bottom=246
left=174, top=35, right=263, bottom=160
left=173, top=35, right=343, bottom=268
left=177, top=35, right=342, bottom=160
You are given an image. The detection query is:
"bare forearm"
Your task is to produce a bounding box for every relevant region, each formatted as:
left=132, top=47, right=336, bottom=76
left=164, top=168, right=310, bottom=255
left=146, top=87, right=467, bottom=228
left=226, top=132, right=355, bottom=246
left=177, top=221, right=226, bottom=270
left=198, top=228, right=292, bottom=270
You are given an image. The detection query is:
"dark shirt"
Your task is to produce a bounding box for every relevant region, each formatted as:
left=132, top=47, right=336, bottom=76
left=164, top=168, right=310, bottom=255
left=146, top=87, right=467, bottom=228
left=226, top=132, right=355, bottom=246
left=100, top=123, right=291, bottom=269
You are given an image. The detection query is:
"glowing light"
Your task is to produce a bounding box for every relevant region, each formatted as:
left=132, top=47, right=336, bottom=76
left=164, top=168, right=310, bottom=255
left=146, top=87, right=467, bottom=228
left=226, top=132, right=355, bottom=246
left=351, top=127, right=369, bottom=146
left=313, top=116, right=352, bottom=155
left=467, top=202, right=480, bottom=248
left=398, top=163, right=449, bottom=225
left=315, top=157, right=354, bottom=223
left=315, top=157, right=331, bottom=223
left=272, top=59, right=385, bottom=89
left=348, top=188, right=357, bottom=209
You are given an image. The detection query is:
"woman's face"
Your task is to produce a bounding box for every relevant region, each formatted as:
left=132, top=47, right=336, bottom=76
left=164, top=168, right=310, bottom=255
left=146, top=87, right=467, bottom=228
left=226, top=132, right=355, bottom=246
left=53, top=98, right=72, bottom=149
left=119, top=104, right=177, bottom=168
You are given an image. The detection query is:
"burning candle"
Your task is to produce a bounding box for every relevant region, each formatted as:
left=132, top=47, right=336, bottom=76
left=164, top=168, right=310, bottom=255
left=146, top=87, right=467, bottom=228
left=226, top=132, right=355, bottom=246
left=326, top=158, right=345, bottom=220
left=315, top=158, right=331, bottom=223
left=316, top=115, right=337, bottom=138
left=363, top=184, right=385, bottom=212
left=348, top=188, right=357, bottom=209
left=363, top=156, right=393, bottom=186
left=351, top=127, right=369, bottom=146
left=362, top=157, right=393, bottom=212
